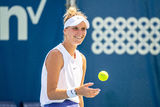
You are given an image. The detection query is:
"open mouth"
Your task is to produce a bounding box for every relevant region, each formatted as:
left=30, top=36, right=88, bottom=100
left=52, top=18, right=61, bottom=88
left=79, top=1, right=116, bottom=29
left=74, top=36, right=83, bottom=39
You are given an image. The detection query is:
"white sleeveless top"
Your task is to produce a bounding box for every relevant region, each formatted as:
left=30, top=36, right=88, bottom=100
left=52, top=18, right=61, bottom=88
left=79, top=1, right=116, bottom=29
left=40, top=43, right=83, bottom=106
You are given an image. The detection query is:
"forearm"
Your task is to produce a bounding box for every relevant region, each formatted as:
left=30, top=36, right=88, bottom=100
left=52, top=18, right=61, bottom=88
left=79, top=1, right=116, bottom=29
left=47, top=89, right=68, bottom=100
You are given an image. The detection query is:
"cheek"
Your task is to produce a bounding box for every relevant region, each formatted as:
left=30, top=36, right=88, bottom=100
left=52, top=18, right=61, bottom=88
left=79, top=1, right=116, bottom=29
left=83, top=31, right=87, bottom=36
left=66, top=30, right=75, bottom=35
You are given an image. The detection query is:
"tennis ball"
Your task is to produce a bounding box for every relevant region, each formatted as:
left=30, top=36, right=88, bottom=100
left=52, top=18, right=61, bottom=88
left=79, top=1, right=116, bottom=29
left=98, top=70, right=109, bottom=81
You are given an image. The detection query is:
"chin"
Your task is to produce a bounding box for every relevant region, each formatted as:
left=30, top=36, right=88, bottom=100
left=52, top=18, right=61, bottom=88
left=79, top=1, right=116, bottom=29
left=73, top=42, right=82, bottom=46
left=72, top=40, right=83, bottom=45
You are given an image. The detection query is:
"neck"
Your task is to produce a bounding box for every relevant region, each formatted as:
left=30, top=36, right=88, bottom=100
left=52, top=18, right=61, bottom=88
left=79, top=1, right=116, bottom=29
left=62, top=41, right=77, bottom=57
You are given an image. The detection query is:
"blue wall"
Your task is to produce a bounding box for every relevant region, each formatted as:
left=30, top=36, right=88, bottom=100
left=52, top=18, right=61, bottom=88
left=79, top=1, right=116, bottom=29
left=0, top=0, right=160, bottom=107
left=0, top=0, right=65, bottom=106
left=77, top=0, right=160, bottom=107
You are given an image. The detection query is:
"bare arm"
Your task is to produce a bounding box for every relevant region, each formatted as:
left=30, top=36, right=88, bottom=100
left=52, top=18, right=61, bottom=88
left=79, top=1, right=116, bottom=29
left=46, top=49, right=68, bottom=100
left=46, top=50, right=100, bottom=100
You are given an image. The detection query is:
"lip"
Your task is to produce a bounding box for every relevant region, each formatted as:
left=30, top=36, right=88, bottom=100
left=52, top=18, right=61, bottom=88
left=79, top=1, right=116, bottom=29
left=74, top=36, right=84, bottom=39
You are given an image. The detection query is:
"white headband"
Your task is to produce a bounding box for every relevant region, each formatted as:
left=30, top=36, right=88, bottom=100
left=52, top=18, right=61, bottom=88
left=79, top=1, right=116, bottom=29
left=64, top=15, right=90, bottom=29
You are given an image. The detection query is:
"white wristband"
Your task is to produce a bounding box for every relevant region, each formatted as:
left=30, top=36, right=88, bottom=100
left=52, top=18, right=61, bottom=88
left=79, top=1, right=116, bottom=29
left=67, top=89, right=77, bottom=98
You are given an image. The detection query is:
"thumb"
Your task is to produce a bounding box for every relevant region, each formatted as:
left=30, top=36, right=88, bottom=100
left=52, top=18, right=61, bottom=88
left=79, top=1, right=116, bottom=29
left=84, top=82, right=94, bottom=87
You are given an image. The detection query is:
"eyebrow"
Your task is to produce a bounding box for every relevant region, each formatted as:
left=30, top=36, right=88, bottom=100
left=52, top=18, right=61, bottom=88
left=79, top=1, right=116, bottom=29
left=72, top=26, right=86, bottom=29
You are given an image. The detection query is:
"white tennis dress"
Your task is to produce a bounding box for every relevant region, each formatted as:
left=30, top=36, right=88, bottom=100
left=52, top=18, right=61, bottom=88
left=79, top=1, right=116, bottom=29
left=40, top=43, right=83, bottom=106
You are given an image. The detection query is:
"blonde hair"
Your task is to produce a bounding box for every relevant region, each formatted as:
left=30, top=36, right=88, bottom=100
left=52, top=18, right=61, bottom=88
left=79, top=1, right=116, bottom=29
left=63, top=7, right=87, bottom=23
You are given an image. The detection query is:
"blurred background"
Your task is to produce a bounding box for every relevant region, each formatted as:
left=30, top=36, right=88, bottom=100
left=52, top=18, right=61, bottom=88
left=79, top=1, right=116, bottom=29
left=0, top=0, right=160, bottom=107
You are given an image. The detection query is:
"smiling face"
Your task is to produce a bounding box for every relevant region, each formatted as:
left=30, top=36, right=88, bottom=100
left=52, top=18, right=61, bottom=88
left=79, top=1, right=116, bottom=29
left=63, top=21, right=87, bottom=46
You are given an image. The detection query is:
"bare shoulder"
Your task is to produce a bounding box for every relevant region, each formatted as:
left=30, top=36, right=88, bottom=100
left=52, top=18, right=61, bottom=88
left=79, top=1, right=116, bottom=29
left=49, top=49, right=62, bottom=57
left=47, top=49, right=63, bottom=60
left=45, top=49, right=63, bottom=69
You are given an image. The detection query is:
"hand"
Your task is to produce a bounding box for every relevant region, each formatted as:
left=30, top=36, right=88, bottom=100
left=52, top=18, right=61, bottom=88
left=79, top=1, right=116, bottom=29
left=75, top=83, right=101, bottom=98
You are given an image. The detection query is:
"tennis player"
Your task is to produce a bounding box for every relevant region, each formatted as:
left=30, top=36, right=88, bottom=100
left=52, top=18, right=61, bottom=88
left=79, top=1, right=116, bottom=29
left=40, top=7, right=100, bottom=107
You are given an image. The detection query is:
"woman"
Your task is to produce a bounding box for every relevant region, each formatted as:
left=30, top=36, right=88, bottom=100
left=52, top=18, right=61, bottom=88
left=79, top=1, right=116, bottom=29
left=40, top=7, right=100, bottom=107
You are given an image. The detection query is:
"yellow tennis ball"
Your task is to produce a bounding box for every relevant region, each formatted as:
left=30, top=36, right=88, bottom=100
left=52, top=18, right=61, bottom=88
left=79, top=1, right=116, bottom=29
left=98, top=71, right=109, bottom=81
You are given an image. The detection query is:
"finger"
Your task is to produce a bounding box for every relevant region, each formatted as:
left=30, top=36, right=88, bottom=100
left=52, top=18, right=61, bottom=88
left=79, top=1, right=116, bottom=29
left=91, top=89, right=100, bottom=94
left=88, top=92, right=99, bottom=98
left=90, top=91, right=100, bottom=97
left=88, top=88, right=101, bottom=92
left=94, top=91, right=100, bottom=95
left=84, top=82, right=94, bottom=87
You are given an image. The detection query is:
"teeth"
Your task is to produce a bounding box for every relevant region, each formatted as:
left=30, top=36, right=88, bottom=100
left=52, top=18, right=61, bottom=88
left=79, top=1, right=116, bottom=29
left=74, top=36, right=82, bottom=39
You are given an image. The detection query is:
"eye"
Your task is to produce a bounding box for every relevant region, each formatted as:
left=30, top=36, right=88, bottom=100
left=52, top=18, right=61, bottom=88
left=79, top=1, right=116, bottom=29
left=81, top=27, right=87, bottom=31
left=72, top=27, right=78, bottom=30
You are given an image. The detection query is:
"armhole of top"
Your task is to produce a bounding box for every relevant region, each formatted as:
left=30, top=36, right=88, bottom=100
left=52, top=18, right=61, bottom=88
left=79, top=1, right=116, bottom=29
left=79, top=52, right=84, bottom=70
